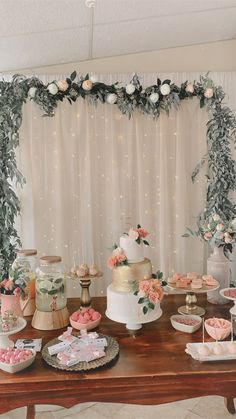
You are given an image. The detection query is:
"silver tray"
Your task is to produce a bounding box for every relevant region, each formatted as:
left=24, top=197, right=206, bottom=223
left=42, top=334, right=119, bottom=371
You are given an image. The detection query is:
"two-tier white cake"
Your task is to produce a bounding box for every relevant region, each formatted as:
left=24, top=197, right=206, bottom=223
left=106, top=232, right=162, bottom=330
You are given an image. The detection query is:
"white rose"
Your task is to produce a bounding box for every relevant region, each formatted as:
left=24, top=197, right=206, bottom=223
left=138, top=290, right=146, bottom=298
left=90, top=74, right=98, bottom=83
left=125, top=83, right=135, bottom=95
left=149, top=93, right=159, bottom=103
left=57, top=80, right=69, bottom=92
left=225, top=236, right=233, bottom=244
left=128, top=228, right=139, bottom=240
left=47, top=83, right=58, bottom=95
left=28, top=87, right=37, bottom=98
left=185, top=83, right=194, bottom=94
left=106, top=93, right=117, bottom=104
left=204, top=88, right=213, bottom=99
left=160, top=84, right=171, bottom=95
left=212, top=214, right=220, bottom=221
left=216, top=223, right=224, bottom=231
left=113, top=247, right=124, bottom=256
left=82, top=79, right=93, bottom=91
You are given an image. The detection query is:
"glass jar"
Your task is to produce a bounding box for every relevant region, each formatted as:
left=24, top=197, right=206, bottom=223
left=36, top=256, right=67, bottom=312
left=11, top=249, right=38, bottom=287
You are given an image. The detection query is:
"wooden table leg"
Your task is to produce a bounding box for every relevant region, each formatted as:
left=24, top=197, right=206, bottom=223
left=224, top=398, right=235, bottom=415
left=26, top=405, right=35, bottom=419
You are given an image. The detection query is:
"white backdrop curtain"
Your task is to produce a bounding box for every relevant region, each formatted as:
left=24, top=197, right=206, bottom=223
left=15, top=72, right=236, bottom=297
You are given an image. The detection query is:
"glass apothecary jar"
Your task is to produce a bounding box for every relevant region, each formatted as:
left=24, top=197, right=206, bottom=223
left=35, top=256, right=67, bottom=312
left=11, top=249, right=38, bottom=294
left=12, top=249, right=38, bottom=276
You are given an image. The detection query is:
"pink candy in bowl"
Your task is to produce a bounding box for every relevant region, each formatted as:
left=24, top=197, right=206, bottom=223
left=0, top=348, right=36, bottom=373
left=205, top=317, right=232, bottom=341
left=70, top=308, right=101, bottom=331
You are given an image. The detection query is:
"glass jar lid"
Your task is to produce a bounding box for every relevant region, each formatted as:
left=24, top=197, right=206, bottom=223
left=17, top=249, right=37, bottom=256
left=40, top=256, right=62, bottom=265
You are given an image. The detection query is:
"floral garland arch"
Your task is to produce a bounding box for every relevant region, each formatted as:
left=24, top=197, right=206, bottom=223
left=0, top=72, right=236, bottom=278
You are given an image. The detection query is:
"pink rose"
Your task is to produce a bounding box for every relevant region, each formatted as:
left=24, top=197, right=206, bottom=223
left=128, top=228, right=139, bottom=240
left=185, top=83, right=194, bottom=94
left=117, top=253, right=127, bottom=262
left=107, top=255, right=117, bottom=269
left=137, top=228, right=149, bottom=238
left=13, top=287, right=21, bottom=296
left=4, top=279, right=14, bottom=290
left=0, top=279, right=8, bottom=288
left=225, top=236, right=233, bottom=244
left=139, top=280, right=151, bottom=294
left=204, top=88, right=213, bottom=99
left=204, top=232, right=212, bottom=240
left=57, top=80, right=69, bottom=92
left=82, top=80, right=93, bottom=91
left=148, top=291, right=160, bottom=304
left=113, top=247, right=125, bottom=257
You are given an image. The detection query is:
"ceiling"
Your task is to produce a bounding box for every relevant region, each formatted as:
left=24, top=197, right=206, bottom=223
left=0, top=0, right=236, bottom=72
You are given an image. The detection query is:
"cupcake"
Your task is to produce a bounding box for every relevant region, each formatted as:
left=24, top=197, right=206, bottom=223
left=76, top=264, right=89, bottom=277
left=89, top=264, right=99, bottom=276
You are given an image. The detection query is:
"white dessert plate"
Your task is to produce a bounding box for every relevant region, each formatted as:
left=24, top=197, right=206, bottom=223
left=167, top=280, right=219, bottom=293
left=171, top=315, right=202, bottom=333
left=185, top=342, right=236, bottom=362
left=220, top=288, right=236, bottom=301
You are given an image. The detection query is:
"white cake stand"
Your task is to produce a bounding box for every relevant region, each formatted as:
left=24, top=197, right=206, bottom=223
left=0, top=317, right=27, bottom=348
left=105, top=308, right=163, bottom=331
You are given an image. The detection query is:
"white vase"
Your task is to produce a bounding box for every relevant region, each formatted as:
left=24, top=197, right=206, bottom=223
left=207, top=246, right=230, bottom=304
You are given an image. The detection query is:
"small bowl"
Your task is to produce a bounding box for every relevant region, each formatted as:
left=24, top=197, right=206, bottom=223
left=0, top=349, right=36, bottom=373
left=70, top=313, right=101, bottom=331
left=205, top=318, right=231, bottom=340
left=170, top=314, right=202, bottom=333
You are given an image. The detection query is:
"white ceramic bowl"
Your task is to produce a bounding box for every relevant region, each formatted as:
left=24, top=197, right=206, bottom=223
left=70, top=313, right=101, bottom=331
left=0, top=349, right=36, bottom=373
left=171, top=314, right=202, bottom=333
left=205, top=318, right=231, bottom=341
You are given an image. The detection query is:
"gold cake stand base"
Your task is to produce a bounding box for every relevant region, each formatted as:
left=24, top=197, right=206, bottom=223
left=177, top=292, right=205, bottom=316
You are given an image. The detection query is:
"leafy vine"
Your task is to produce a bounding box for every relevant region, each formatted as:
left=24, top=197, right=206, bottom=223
left=0, top=72, right=235, bottom=277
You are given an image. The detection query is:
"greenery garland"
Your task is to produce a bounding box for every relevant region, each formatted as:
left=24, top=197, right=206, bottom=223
left=0, top=72, right=236, bottom=277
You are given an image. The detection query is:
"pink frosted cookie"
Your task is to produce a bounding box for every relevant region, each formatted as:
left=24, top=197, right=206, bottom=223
left=173, top=273, right=184, bottom=281
left=187, top=272, right=198, bottom=280
left=202, top=275, right=218, bottom=287
left=176, top=277, right=188, bottom=288
left=191, top=278, right=203, bottom=289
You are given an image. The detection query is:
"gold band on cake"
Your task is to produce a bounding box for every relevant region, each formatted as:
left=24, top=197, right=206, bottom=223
left=112, top=258, right=152, bottom=292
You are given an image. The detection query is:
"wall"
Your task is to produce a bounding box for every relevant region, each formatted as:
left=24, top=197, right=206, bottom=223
left=9, top=39, right=236, bottom=75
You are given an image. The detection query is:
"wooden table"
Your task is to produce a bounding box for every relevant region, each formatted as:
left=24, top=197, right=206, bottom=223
left=1, top=295, right=236, bottom=418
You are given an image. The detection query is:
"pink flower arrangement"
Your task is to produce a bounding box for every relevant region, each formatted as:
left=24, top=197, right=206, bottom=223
left=0, top=279, right=21, bottom=296
left=135, top=277, right=164, bottom=314
left=107, top=246, right=128, bottom=269
left=128, top=224, right=150, bottom=246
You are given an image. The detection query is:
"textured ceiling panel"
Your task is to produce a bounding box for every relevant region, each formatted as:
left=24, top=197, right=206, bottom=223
left=0, top=26, right=89, bottom=71
left=0, top=0, right=235, bottom=71
left=93, top=6, right=236, bottom=58
left=94, top=0, right=236, bottom=24
left=0, top=0, right=90, bottom=37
